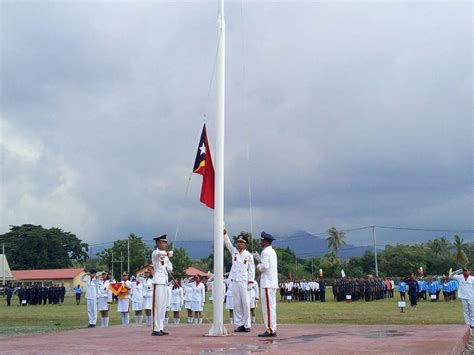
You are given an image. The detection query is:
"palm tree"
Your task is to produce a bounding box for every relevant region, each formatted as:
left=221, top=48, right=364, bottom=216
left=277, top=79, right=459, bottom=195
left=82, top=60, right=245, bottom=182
left=453, top=234, right=469, bottom=267
left=326, top=227, right=346, bottom=256
left=427, top=237, right=450, bottom=257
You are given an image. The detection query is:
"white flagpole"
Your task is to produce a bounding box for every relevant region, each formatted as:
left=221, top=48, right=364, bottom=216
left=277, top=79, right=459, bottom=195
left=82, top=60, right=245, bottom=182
left=208, top=0, right=227, bottom=336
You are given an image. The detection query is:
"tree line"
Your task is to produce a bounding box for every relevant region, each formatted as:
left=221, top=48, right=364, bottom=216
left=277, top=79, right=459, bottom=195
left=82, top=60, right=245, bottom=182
left=1, top=225, right=471, bottom=281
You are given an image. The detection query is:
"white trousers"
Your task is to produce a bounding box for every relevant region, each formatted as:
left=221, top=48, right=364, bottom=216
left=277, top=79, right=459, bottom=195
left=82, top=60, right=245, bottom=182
left=86, top=298, right=97, bottom=325
left=461, top=299, right=474, bottom=326
left=153, top=284, right=168, bottom=332
left=261, top=288, right=277, bottom=333
left=231, top=280, right=251, bottom=328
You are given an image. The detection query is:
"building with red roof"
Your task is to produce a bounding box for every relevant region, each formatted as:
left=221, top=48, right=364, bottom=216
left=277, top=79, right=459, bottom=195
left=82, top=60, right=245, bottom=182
left=11, top=268, right=86, bottom=295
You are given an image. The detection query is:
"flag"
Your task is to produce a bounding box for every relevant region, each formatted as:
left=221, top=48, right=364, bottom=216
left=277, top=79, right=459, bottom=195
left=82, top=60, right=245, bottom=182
left=108, top=283, right=127, bottom=298
left=193, top=124, right=215, bottom=209
left=341, top=269, right=346, bottom=278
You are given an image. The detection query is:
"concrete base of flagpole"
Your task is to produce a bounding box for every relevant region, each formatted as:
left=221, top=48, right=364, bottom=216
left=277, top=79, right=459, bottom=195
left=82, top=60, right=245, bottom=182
left=205, top=322, right=229, bottom=336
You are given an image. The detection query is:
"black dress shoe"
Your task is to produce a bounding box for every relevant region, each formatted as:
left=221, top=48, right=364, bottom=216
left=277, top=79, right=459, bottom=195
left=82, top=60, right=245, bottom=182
left=151, top=331, right=163, bottom=336
left=160, top=330, right=169, bottom=335
left=87, top=324, right=96, bottom=328
left=258, top=331, right=277, bottom=337
left=234, top=325, right=245, bottom=332
left=244, top=328, right=251, bottom=332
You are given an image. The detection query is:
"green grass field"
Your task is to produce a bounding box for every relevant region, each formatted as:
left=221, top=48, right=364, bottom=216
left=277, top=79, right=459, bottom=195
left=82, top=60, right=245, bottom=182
left=0, top=294, right=464, bottom=337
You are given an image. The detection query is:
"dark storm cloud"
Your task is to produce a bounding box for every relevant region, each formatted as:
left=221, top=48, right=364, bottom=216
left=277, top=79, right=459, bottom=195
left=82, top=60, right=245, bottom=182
left=0, top=1, right=471, bottom=247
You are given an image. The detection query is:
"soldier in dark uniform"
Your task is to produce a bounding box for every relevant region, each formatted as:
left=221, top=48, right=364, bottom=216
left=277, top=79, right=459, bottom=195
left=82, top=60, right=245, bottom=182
left=60, top=284, right=66, bottom=303
left=42, top=286, right=48, bottom=305
left=403, top=274, right=420, bottom=310
left=6, top=285, right=13, bottom=306
left=319, top=278, right=325, bottom=302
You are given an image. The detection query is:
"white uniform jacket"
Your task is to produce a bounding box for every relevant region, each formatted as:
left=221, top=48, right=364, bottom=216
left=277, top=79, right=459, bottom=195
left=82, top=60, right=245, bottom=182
left=257, top=245, right=278, bottom=288
left=170, top=287, right=184, bottom=307
left=451, top=274, right=474, bottom=300
left=81, top=275, right=98, bottom=300
left=224, top=234, right=255, bottom=283
left=152, top=249, right=173, bottom=285
left=131, top=281, right=143, bottom=302
left=190, top=282, right=206, bottom=303
left=140, top=277, right=153, bottom=298
left=97, top=279, right=111, bottom=298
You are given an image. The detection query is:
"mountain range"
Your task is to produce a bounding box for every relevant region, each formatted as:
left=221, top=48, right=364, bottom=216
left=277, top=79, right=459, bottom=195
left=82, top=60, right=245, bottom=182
left=172, top=230, right=376, bottom=260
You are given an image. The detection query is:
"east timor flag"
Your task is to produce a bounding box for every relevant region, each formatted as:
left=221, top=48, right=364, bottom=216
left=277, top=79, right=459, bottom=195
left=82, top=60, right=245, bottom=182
left=193, top=124, right=215, bottom=209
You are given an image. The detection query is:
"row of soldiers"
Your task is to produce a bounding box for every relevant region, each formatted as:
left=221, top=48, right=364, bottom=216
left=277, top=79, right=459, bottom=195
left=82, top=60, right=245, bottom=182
left=279, top=279, right=326, bottom=302
left=4, top=284, right=66, bottom=306
left=333, top=277, right=395, bottom=302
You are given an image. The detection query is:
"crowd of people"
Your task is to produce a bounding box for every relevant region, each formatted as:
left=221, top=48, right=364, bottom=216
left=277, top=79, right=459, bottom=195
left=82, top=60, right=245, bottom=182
left=279, top=279, right=326, bottom=302
left=78, top=230, right=279, bottom=338
left=3, top=284, right=66, bottom=306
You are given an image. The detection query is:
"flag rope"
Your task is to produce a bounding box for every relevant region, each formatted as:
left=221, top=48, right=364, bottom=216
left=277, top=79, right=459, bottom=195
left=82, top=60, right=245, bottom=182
left=172, top=172, right=193, bottom=249
left=239, top=0, right=255, bottom=250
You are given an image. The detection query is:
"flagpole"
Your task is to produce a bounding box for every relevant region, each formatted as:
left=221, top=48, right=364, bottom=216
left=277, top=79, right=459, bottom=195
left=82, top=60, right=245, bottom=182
left=208, top=0, right=227, bottom=336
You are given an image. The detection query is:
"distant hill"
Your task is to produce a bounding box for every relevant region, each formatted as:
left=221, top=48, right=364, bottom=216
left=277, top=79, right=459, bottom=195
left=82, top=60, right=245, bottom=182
left=272, top=230, right=375, bottom=260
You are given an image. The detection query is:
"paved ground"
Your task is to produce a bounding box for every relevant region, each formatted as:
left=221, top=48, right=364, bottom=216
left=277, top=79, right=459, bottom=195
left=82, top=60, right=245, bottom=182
left=0, top=323, right=469, bottom=354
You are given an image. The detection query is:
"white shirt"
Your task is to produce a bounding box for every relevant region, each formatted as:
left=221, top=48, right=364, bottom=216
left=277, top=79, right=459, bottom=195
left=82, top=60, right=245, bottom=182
left=224, top=234, right=255, bottom=283
left=451, top=274, right=474, bottom=299
left=257, top=245, right=278, bottom=289
left=224, top=278, right=233, bottom=297
left=190, top=282, right=206, bottom=303
left=170, top=286, right=184, bottom=306
left=81, top=275, right=98, bottom=300
left=250, top=280, right=259, bottom=300
left=97, top=279, right=110, bottom=298
left=183, top=283, right=192, bottom=301
left=152, top=249, right=173, bottom=285
left=140, top=277, right=153, bottom=298
left=131, top=281, right=143, bottom=302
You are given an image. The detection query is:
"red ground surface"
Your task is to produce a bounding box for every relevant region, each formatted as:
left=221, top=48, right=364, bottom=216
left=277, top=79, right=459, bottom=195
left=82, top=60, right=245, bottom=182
left=0, top=323, right=468, bottom=354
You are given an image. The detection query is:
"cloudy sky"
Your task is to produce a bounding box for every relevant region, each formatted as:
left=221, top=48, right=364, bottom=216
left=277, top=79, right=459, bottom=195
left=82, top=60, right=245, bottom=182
left=1, top=0, right=472, bottom=248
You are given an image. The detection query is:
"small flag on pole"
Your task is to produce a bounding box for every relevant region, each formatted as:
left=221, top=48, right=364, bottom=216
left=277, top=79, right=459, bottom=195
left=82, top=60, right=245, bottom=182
left=193, top=124, right=215, bottom=209
left=341, top=269, right=346, bottom=278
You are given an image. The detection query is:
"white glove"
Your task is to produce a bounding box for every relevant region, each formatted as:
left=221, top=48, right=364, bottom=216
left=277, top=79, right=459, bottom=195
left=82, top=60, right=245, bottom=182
left=168, top=250, right=174, bottom=257
left=252, top=252, right=261, bottom=263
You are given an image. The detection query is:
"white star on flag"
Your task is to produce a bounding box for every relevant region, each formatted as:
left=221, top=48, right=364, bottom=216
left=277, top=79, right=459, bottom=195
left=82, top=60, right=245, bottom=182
left=200, top=143, right=206, bottom=155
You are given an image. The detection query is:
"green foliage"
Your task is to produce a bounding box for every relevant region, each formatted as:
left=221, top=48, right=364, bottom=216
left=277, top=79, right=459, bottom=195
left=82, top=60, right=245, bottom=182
left=98, top=234, right=151, bottom=280
left=379, top=244, right=428, bottom=277
left=453, top=235, right=469, bottom=267
left=0, top=224, right=88, bottom=270
left=170, top=246, right=193, bottom=279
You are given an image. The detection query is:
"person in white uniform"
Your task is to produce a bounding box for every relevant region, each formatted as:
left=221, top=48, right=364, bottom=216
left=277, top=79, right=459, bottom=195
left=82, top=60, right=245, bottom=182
left=183, top=278, right=193, bottom=323
left=250, top=280, right=259, bottom=323
left=164, top=283, right=172, bottom=324
left=224, top=276, right=234, bottom=324
left=131, top=276, right=144, bottom=325
left=81, top=269, right=98, bottom=328
left=169, top=280, right=184, bottom=324
left=139, top=269, right=154, bottom=326
left=151, top=234, right=173, bottom=336
left=256, top=231, right=278, bottom=337
left=117, top=272, right=132, bottom=325
left=97, top=271, right=111, bottom=327
left=223, top=229, right=255, bottom=333
left=450, top=268, right=474, bottom=330
left=190, top=275, right=206, bottom=324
